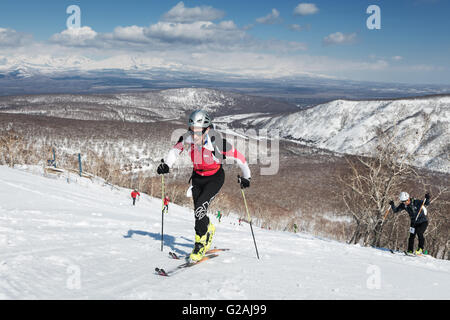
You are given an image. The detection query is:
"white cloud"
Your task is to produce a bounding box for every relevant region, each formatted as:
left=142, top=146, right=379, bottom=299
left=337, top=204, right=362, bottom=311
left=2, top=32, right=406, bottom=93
left=294, top=3, right=319, bottom=16
left=22, top=4, right=292, bottom=52
left=256, top=9, right=281, bottom=25
left=162, top=1, right=225, bottom=23
left=288, top=24, right=310, bottom=32
left=0, top=28, right=32, bottom=47
left=80, top=3, right=244, bottom=49
left=143, top=20, right=245, bottom=45
left=48, top=20, right=247, bottom=49
left=50, top=26, right=98, bottom=47
left=323, top=32, right=357, bottom=45
left=392, top=56, right=403, bottom=61
left=112, top=26, right=148, bottom=43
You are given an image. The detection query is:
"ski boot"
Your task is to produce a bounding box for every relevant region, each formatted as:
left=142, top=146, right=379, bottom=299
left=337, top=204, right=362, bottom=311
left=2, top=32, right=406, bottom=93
left=204, top=222, right=215, bottom=252
left=189, top=223, right=216, bottom=262
left=415, top=248, right=423, bottom=255
left=190, top=233, right=208, bottom=262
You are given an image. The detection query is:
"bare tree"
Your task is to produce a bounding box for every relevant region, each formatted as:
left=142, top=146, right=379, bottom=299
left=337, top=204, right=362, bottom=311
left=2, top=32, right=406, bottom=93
left=0, top=129, right=28, bottom=167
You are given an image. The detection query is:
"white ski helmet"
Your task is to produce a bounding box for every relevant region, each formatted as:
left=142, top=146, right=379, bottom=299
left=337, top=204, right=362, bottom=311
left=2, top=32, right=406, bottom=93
left=399, top=192, right=410, bottom=202
left=188, top=110, right=211, bottom=128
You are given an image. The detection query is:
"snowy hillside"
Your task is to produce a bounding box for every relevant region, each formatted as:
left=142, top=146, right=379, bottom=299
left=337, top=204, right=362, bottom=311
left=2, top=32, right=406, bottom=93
left=0, top=88, right=297, bottom=122
left=244, top=96, right=450, bottom=173
left=1, top=165, right=449, bottom=299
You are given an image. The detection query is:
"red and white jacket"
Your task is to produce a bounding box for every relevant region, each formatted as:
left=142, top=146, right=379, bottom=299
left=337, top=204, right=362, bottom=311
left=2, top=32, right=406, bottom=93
left=165, top=130, right=251, bottom=179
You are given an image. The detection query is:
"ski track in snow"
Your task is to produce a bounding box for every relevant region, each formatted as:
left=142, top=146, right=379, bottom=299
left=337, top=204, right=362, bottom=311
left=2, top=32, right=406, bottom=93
left=0, top=165, right=449, bottom=299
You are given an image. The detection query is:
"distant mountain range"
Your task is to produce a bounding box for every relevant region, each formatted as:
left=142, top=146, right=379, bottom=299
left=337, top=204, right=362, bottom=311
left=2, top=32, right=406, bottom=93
left=1, top=54, right=450, bottom=107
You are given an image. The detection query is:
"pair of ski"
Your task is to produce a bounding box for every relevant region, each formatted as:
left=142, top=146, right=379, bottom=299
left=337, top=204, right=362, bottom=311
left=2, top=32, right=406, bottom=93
left=390, top=249, right=427, bottom=258
left=403, top=251, right=429, bottom=258
left=155, top=248, right=229, bottom=277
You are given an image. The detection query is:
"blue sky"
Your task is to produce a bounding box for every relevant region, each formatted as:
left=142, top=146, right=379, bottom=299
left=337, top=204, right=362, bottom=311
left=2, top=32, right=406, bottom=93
left=0, top=0, right=449, bottom=84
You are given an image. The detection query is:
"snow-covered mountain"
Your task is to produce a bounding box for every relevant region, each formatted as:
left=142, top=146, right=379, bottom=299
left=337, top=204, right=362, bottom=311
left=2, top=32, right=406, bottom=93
left=1, top=54, right=450, bottom=101
left=0, top=88, right=297, bottom=122
left=0, top=55, right=157, bottom=75
left=240, top=95, right=450, bottom=173
left=1, top=165, right=449, bottom=299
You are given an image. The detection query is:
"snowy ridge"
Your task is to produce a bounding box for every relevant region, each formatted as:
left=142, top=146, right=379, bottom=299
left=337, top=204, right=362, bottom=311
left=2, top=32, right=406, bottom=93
left=0, top=54, right=161, bottom=75
left=245, top=96, right=450, bottom=173
left=0, top=165, right=449, bottom=299
left=0, top=88, right=297, bottom=122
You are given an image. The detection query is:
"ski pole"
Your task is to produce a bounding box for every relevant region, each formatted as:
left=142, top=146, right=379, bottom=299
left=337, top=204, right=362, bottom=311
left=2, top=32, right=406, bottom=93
left=161, top=160, right=165, bottom=252
left=414, top=198, right=427, bottom=225
left=407, top=198, right=427, bottom=236
left=239, top=175, right=260, bottom=260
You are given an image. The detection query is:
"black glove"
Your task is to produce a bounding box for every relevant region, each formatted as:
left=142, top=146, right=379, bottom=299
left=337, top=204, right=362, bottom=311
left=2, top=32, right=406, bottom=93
left=238, top=176, right=250, bottom=189
left=425, top=193, right=430, bottom=200
left=157, top=162, right=170, bottom=175
left=389, top=200, right=395, bottom=207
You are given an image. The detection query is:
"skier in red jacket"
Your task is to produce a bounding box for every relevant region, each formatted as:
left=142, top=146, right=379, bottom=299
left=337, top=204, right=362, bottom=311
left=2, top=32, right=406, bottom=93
left=131, top=190, right=140, bottom=206
left=157, top=110, right=251, bottom=262
left=163, top=196, right=170, bottom=213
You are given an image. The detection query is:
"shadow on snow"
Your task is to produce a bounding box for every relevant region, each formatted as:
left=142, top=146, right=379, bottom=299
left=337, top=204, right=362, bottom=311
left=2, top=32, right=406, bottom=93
left=123, top=230, right=193, bottom=255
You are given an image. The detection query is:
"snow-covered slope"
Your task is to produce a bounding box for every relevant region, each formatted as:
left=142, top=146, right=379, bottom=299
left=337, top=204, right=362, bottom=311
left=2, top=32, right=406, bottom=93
left=0, top=88, right=297, bottom=122
left=1, top=166, right=449, bottom=299
left=246, top=96, right=450, bottom=173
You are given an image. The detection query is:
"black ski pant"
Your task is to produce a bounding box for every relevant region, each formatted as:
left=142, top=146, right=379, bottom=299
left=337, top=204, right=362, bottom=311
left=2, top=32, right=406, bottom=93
left=408, top=221, right=428, bottom=252
left=132, top=197, right=136, bottom=206
left=191, top=168, right=225, bottom=237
